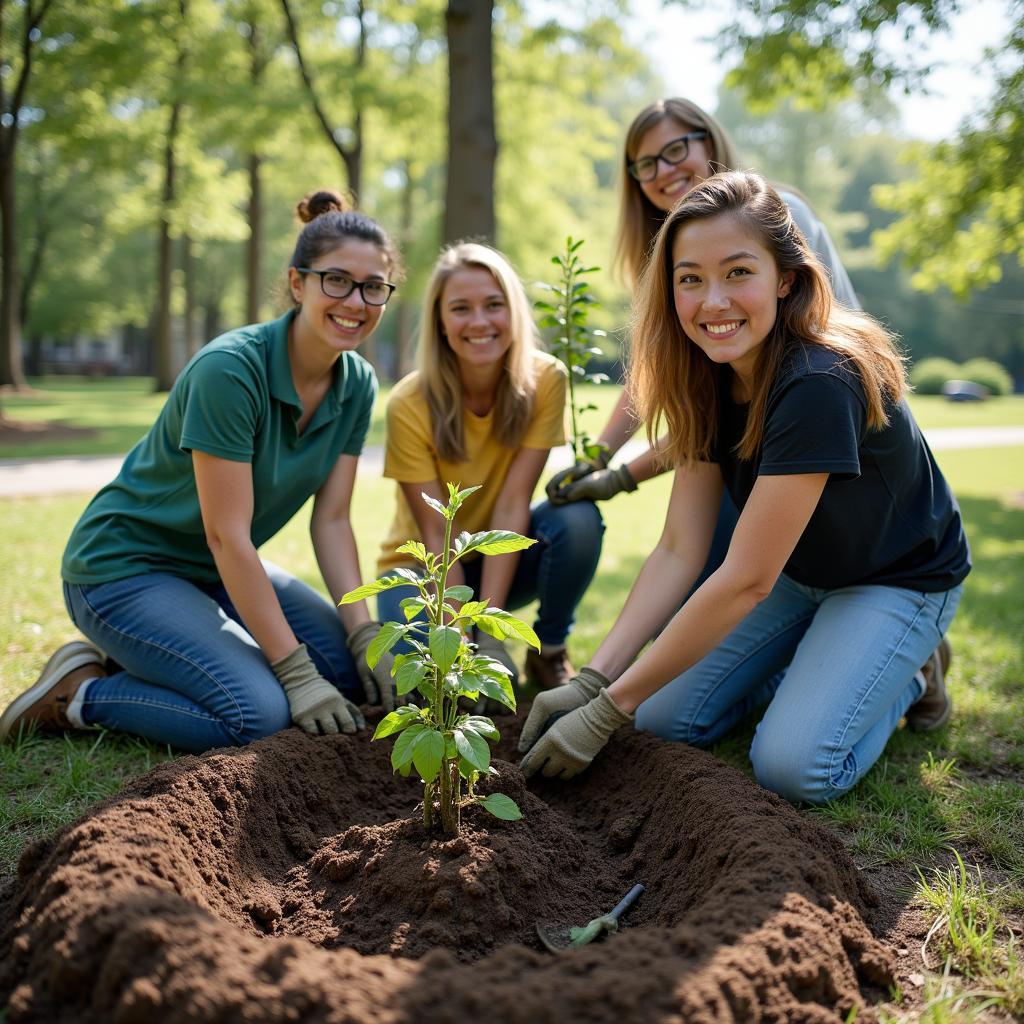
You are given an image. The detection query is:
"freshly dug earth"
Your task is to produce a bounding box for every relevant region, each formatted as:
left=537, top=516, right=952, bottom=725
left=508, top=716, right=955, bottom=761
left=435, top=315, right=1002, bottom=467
left=0, top=718, right=896, bottom=1023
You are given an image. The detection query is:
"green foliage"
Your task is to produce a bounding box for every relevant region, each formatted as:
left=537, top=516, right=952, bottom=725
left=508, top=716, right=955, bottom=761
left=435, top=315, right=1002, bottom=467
left=340, top=483, right=537, bottom=835
left=911, top=358, right=965, bottom=396
left=536, top=237, right=609, bottom=463
left=960, top=359, right=1013, bottom=398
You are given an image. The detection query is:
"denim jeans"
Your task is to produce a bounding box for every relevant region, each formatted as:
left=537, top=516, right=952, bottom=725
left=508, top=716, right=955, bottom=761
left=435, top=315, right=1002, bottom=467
left=63, top=562, right=360, bottom=753
left=376, top=499, right=604, bottom=648
left=636, top=573, right=962, bottom=805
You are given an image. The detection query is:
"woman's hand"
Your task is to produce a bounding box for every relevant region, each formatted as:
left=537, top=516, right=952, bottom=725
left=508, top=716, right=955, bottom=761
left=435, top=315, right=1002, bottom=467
left=519, top=687, right=633, bottom=780
left=346, top=621, right=399, bottom=711
left=517, top=666, right=608, bottom=751
left=271, top=644, right=366, bottom=735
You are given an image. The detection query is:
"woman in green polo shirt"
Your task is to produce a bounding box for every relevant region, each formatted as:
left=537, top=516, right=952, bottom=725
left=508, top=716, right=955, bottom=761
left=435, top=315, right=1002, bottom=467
left=1, top=191, right=402, bottom=752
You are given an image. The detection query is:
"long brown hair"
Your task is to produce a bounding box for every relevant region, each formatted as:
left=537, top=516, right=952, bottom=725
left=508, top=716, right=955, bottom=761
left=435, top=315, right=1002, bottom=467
left=614, top=98, right=741, bottom=287
left=416, top=242, right=539, bottom=462
left=629, top=171, right=906, bottom=467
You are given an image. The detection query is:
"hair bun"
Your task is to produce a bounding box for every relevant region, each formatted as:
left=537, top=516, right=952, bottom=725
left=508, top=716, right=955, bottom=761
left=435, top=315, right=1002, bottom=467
left=296, top=189, right=350, bottom=224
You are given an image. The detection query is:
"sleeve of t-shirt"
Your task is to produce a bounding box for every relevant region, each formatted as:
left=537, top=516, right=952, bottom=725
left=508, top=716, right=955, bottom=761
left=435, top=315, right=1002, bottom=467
left=342, top=361, right=378, bottom=457
left=521, top=359, right=568, bottom=450
left=781, top=192, right=861, bottom=311
left=759, top=373, right=865, bottom=480
left=179, top=351, right=262, bottom=462
left=383, top=386, right=438, bottom=482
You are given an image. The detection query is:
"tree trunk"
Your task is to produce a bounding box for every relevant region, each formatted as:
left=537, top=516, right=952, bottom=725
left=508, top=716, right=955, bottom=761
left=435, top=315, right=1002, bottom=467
left=246, top=153, right=263, bottom=324
left=182, top=232, right=198, bottom=357
left=394, top=159, right=416, bottom=378
left=444, top=0, right=496, bottom=244
left=153, top=98, right=181, bottom=391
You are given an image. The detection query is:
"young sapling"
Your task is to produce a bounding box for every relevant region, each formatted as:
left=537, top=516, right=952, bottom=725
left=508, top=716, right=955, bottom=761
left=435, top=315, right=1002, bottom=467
left=340, top=483, right=538, bottom=836
left=536, top=236, right=610, bottom=467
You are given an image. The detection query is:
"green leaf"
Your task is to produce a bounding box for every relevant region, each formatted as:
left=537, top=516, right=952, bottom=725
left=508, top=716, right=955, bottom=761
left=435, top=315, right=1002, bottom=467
left=477, top=609, right=541, bottom=651
left=429, top=625, right=462, bottom=677
left=455, top=484, right=482, bottom=502
left=444, top=585, right=474, bottom=602
left=400, top=596, right=430, bottom=621
left=456, top=530, right=537, bottom=559
left=412, top=729, right=445, bottom=783
left=421, top=492, right=448, bottom=517
left=339, top=576, right=417, bottom=604
left=454, top=599, right=490, bottom=619
left=395, top=540, right=428, bottom=564
left=391, top=723, right=427, bottom=770
left=455, top=670, right=483, bottom=696
left=475, top=673, right=517, bottom=712
left=460, top=714, right=499, bottom=740
left=454, top=728, right=490, bottom=771
left=367, top=621, right=407, bottom=669
left=478, top=793, right=522, bottom=821
left=395, top=658, right=429, bottom=696
left=372, top=706, right=422, bottom=740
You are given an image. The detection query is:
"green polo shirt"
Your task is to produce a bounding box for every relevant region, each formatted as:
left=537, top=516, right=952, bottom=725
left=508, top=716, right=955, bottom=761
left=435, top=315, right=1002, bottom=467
left=62, top=311, right=377, bottom=585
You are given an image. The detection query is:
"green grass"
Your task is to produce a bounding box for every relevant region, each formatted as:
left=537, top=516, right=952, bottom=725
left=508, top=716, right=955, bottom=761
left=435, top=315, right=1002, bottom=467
left=0, top=437, right=1021, bottom=1017
left=3, top=378, right=1020, bottom=461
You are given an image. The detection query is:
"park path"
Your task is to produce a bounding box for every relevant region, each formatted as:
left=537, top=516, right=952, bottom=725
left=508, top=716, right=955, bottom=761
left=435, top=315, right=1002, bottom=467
left=1, top=427, right=1023, bottom=499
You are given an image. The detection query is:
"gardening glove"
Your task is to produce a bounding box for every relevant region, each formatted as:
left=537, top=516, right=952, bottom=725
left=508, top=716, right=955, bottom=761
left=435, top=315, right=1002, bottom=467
left=519, top=688, right=632, bottom=781
left=518, top=666, right=608, bottom=753
left=346, top=621, right=399, bottom=712
left=545, top=449, right=610, bottom=504
left=552, top=464, right=637, bottom=504
left=271, top=644, right=365, bottom=736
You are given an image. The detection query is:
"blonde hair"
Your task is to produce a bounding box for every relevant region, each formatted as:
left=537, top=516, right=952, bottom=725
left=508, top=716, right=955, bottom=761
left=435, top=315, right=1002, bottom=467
left=416, top=242, right=539, bottom=462
left=629, top=171, right=906, bottom=467
left=614, top=98, right=741, bottom=288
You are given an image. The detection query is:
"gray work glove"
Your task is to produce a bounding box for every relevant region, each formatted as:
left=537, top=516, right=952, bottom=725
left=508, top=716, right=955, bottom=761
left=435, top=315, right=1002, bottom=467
left=519, top=687, right=633, bottom=780
left=271, top=644, right=365, bottom=735
left=346, top=620, right=398, bottom=712
left=545, top=449, right=610, bottom=504
left=517, top=666, right=608, bottom=752
left=551, top=464, right=637, bottom=504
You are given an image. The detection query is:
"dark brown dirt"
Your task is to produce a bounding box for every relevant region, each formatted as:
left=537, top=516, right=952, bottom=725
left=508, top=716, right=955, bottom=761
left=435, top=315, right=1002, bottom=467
left=0, top=715, right=897, bottom=1023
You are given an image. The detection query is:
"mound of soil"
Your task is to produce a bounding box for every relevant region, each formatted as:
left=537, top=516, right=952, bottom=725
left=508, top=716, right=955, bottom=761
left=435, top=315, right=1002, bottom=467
left=0, top=717, right=896, bottom=1023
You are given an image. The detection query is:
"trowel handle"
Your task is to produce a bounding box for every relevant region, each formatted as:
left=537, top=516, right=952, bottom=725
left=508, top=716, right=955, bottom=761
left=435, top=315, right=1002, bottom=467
left=609, top=883, right=645, bottom=922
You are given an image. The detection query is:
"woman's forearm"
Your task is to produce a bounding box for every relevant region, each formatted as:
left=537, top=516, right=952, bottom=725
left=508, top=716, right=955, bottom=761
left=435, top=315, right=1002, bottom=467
left=477, top=501, right=531, bottom=611
left=207, top=536, right=298, bottom=663
left=311, top=516, right=371, bottom=633
left=625, top=439, right=673, bottom=485
left=597, top=387, right=641, bottom=456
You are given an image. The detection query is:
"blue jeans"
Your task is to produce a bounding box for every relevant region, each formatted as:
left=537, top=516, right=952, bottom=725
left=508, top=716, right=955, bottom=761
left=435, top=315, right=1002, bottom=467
left=63, top=562, right=361, bottom=753
left=376, top=499, right=604, bottom=648
left=636, top=574, right=962, bottom=805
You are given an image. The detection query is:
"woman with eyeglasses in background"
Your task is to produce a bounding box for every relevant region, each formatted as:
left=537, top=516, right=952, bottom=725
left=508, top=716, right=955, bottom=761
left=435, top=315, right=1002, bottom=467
left=1, top=190, right=404, bottom=752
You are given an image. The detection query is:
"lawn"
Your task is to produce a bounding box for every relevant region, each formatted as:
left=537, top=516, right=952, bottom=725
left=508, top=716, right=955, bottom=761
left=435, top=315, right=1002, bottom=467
left=1, top=439, right=1022, bottom=1017
left=3, top=376, right=1022, bottom=459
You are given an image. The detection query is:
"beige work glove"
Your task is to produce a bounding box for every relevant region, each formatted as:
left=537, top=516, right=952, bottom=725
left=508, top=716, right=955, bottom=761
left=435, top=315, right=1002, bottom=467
left=271, top=644, right=365, bottom=735
left=346, top=621, right=398, bottom=712
left=517, top=666, right=608, bottom=752
left=551, top=464, right=637, bottom=504
left=545, top=449, right=610, bottom=504
left=519, top=687, right=632, bottom=780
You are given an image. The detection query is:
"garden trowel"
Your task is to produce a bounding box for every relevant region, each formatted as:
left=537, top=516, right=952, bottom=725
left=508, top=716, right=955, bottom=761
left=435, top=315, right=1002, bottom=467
left=535, top=882, right=644, bottom=952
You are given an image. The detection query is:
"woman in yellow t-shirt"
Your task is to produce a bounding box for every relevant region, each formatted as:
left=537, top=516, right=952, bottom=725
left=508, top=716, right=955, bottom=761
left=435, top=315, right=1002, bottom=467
left=377, top=242, right=604, bottom=690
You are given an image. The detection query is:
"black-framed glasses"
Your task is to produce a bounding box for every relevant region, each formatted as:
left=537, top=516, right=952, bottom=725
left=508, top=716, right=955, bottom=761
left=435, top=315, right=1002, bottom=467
left=627, top=130, right=709, bottom=182
left=295, top=268, right=396, bottom=306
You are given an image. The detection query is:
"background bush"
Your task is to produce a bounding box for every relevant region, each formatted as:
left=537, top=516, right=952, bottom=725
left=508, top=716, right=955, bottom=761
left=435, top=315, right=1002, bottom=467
left=960, top=358, right=1013, bottom=396
left=911, top=357, right=963, bottom=395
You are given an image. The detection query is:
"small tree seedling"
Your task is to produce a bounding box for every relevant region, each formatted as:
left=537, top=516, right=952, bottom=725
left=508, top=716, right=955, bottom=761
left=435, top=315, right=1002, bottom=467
left=340, top=484, right=538, bottom=836
left=536, top=236, right=610, bottom=464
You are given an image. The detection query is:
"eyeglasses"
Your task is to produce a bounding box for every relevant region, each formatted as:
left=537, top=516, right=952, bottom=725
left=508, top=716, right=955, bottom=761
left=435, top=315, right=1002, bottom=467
left=295, top=268, right=396, bottom=306
left=627, top=131, right=709, bottom=182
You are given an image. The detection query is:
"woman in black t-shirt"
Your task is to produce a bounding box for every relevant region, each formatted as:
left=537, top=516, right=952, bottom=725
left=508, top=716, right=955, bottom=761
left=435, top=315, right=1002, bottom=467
left=518, top=171, right=970, bottom=805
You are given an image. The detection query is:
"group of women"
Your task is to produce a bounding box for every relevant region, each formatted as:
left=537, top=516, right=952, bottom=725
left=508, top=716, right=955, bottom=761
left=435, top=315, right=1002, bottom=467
left=1, top=97, right=969, bottom=806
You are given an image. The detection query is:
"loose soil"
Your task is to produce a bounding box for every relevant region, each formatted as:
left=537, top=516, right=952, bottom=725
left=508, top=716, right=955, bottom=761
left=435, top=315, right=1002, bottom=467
left=0, top=715, right=897, bottom=1023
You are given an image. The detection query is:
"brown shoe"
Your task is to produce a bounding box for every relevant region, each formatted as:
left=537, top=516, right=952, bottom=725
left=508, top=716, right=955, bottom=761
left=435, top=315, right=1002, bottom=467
left=524, top=647, right=576, bottom=690
left=0, top=641, right=106, bottom=741
left=906, top=636, right=953, bottom=732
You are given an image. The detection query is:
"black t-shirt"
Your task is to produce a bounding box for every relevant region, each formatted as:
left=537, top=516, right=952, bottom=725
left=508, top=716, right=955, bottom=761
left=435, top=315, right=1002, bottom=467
left=714, top=344, right=971, bottom=592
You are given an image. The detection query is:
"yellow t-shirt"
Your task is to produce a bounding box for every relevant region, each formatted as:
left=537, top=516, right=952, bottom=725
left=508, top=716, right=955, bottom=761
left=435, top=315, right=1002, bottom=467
left=378, top=351, right=567, bottom=573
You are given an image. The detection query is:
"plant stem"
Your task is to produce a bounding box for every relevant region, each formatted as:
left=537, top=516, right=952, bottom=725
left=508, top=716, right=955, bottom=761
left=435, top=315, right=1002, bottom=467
left=562, top=258, right=582, bottom=460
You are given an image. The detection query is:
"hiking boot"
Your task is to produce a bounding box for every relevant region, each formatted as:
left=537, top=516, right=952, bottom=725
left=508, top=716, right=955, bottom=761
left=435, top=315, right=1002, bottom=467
left=906, top=636, right=953, bottom=732
left=524, top=646, right=576, bottom=690
left=0, top=641, right=106, bottom=741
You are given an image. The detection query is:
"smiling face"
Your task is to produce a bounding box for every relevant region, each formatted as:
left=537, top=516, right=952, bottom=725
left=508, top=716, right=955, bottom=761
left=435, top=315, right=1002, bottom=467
left=671, top=212, right=794, bottom=390
left=635, top=116, right=714, bottom=214
left=288, top=239, right=390, bottom=357
left=438, top=265, right=513, bottom=374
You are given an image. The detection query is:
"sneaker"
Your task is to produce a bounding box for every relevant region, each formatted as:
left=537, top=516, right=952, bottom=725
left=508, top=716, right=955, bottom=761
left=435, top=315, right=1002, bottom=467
left=906, top=636, right=953, bottom=732
left=0, top=641, right=106, bottom=741
left=524, top=647, right=576, bottom=690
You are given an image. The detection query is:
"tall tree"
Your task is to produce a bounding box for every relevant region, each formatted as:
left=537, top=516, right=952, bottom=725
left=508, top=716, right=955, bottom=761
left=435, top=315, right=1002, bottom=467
left=0, top=0, right=55, bottom=389
left=444, top=0, right=495, bottom=242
